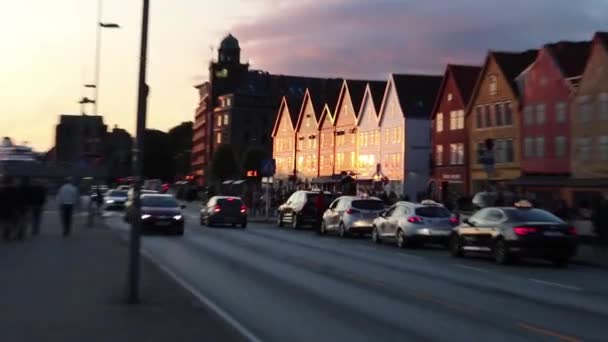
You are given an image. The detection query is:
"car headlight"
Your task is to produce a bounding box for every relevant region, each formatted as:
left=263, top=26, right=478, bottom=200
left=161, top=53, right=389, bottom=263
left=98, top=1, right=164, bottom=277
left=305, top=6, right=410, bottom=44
left=173, top=215, right=182, bottom=220
left=106, top=200, right=115, bottom=204
left=141, top=214, right=151, bottom=219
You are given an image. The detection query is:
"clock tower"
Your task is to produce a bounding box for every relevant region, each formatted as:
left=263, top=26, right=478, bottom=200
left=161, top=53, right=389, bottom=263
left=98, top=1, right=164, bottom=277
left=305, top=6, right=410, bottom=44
left=209, top=34, right=249, bottom=108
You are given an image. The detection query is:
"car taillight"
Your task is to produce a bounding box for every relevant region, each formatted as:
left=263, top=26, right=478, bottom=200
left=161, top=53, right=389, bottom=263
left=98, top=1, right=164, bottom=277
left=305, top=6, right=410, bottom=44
left=214, top=205, right=221, bottom=212
left=408, top=216, right=423, bottom=224
left=346, top=209, right=360, bottom=215
left=513, top=226, right=539, bottom=236
left=567, top=226, right=577, bottom=236
left=240, top=205, right=247, bottom=213
left=449, top=216, right=459, bottom=224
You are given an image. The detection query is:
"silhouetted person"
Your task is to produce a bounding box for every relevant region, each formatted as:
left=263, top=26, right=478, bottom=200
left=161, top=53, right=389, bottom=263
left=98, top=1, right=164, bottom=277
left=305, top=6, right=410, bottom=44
left=56, top=178, right=79, bottom=237
left=29, top=180, right=47, bottom=235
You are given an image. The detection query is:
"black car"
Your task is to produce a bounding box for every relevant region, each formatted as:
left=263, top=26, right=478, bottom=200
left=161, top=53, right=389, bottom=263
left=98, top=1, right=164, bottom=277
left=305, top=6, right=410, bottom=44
left=449, top=203, right=578, bottom=266
left=200, top=196, right=247, bottom=228
left=126, top=194, right=185, bottom=235
left=277, top=191, right=335, bottom=229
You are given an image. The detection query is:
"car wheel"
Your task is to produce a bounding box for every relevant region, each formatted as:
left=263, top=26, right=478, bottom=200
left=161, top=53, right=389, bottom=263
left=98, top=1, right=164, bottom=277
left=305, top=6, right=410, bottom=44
left=277, top=214, right=284, bottom=227
left=396, top=229, right=407, bottom=249
left=552, top=257, right=569, bottom=268
left=449, top=235, right=463, bottom=257
left=318, top=221, right=327, bottom=236
left=372, top=226, right=381, bottom=244
left=207, top=218, right=215, bottom=228
left=338, top=223, right=348, bottom=238
left=493, top=239, right=511, bottom=265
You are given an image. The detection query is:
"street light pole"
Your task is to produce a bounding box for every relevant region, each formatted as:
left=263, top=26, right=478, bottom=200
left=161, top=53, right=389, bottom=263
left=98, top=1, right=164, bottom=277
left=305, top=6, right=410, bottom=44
left=93, top=0, right=103, bottom=116
left=127, top=0, right=150, bottom=304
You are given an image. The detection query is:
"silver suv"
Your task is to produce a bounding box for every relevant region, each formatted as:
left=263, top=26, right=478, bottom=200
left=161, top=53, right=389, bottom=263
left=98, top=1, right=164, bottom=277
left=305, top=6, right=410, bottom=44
left=372, top=200, right=458, bottom=248
left=320, top=196, right=385, bottom=237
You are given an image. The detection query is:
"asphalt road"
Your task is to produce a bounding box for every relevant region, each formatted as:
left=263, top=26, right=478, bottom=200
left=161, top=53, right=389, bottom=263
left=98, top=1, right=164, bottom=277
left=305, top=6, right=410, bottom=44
left=105, top=208, right=608, bottom=342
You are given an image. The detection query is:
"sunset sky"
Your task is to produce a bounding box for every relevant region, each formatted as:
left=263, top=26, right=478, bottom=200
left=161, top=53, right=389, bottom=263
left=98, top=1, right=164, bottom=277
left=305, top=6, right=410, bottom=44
left=1, top=0, right=606, bottom=151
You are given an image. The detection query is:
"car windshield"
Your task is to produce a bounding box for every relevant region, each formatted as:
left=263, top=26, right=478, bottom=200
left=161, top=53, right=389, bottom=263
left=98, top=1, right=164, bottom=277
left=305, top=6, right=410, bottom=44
left=109, top=190, right=128, bottom=197
left=351, top=200, right=384, bottom=210
left=217, top=198, right=243, bottom=207
left=415, top=206, right=451, bottom=218
left=505, top=208, right=563, bottom=223
left=141, top=196, right=178, bottom=208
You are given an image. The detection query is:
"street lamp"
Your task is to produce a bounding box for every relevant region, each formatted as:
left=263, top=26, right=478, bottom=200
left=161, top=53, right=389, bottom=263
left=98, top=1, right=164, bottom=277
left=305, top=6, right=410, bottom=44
left=92, top=0, right=120, bottom=116
left=127, top=0, right=150, bottom=305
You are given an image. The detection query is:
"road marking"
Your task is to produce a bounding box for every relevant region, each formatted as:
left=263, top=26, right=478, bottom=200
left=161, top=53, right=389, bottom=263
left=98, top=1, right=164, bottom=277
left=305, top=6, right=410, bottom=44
left=528, top=278, right=582, bottom=291
left=140, top=249, right=264, bottom=342
left=453, top=264, right=489, bottom=273
left=517, top=322, right=582, bottom=342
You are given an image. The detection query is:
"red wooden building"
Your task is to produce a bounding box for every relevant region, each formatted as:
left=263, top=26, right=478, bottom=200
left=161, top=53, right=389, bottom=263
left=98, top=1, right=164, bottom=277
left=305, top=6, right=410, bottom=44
left=431, top=64, right=481, bottom=201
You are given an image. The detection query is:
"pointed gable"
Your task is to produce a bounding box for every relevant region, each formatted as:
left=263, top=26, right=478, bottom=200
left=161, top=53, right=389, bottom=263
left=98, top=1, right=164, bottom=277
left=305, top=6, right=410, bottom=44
left=271, top=96, right=291, bottom=137
left=546, top=41, right=592, bottom=80
left=294, top=90, right=316, bottom=132
left=431, top=64, right=481, bottom=119
left=356, top=81, right=386, bottom=126
left=389, top=74, right=443, bottom=120
left=318, top=105, right=335, bottom=130
left=272, top=95, right=303, bottom=137
left=492, top=50, right=538, bottom=97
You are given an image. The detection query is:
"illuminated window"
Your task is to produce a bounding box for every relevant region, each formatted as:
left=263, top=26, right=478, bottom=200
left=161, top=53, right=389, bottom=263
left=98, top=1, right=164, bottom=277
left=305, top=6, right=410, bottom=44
left=216, top=132, right=222, bottom=144
left=223, top=114, right=229, bottom=126
left=489, top=75, right=497, bottom=95
left=435, top=145, right=443, bottom=166
left=450, top=143, right=464, bottom=164
left=436, top=113, right=443, bottom=132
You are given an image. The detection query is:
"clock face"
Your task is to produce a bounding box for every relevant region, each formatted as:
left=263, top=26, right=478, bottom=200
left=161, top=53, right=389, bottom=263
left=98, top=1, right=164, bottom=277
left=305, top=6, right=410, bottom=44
left=215, top=68, right=228, bottom=78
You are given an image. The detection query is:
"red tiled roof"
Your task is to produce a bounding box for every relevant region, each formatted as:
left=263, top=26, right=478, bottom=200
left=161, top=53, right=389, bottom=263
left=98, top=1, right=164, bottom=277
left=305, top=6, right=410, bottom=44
left=392, top=74, right=443, bottom=119
left=546, top=41, right=591, bottom=79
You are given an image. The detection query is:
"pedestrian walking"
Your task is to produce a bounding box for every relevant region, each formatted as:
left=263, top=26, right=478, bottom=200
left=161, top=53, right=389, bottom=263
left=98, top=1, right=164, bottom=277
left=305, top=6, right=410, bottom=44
left=29, top=180, right=47, bottom=236
left=56, top=178, right=79, bottom=237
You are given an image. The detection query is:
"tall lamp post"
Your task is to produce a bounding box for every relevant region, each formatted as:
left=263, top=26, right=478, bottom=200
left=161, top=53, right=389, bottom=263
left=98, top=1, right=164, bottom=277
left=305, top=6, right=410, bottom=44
left=127, top=0, right=150, bottom=305
left=91, top=0, right=120, bottom=116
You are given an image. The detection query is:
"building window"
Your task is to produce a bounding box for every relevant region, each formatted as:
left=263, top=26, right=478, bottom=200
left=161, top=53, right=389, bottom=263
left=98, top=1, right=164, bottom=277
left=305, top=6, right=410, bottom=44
left=223, top=114, right=229, bottom=126
left=555, top=102, right=566, bottom=123
left=536, top=104, right=546, bottom=125
left=495, top=139, right=514, bottom=163
left=226, top=98, right=232, bottom=107
left=436, top=113, right=443, bottom=132
left=535, top=137, right=545, bottom=157
left=599, top=136, right=608, bottom=161
left=555, top=136, right=566, bottom=158
left=475, top=107, right=483, bottom=128
left=577, top=137, right=591, bottom=161
left=450, top=110, right=464, bottom=130
left=217, top=115, right=222, bottom=127
left=600, top=93, right=608, bottom=120
left=524, top=106, right=533, bottom=126
left=447, top=93, right=453, bottom=102
left=504, top=102, right=513, bottom=125
left=484, top=105, right=492, bottom=127
left=494, top=104, right=503, bottom=126
left=216, top=132, right=222, bottom=144
left=489, top=75, right=498, bottom=95
left=435, top=145, right=443, bottom=166
left=450, top=143, right=464, bottom=165
left=350, top=152, right=355, bottom=169
left=578, top=97, right=591, bottom=122
left=524, top=138, right=534, bottom=158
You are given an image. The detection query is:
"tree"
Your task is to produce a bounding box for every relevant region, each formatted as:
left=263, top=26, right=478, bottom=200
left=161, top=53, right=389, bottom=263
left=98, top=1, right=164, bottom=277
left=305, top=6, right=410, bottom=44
left=167, top=122, right=193, bottom=179
left=241, top=148, right=267, bottom=178
left=210, top=144, right=238, bottom=182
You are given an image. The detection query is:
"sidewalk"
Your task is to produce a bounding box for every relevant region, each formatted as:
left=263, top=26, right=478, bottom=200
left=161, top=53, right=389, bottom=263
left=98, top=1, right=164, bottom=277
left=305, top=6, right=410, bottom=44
left=572, top=244, right=608, bottom=269
left=0, top=210, right=242, bottom=342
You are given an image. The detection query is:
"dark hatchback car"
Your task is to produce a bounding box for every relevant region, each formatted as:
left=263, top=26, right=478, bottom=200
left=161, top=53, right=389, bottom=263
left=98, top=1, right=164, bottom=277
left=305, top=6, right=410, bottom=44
left=200, top=196, right=247, bottom=228
left=449, top=203, right=578, bottom=266
left=277, top=191, right=335, bottom=229
left=126, top=194, right=185, bottom=235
